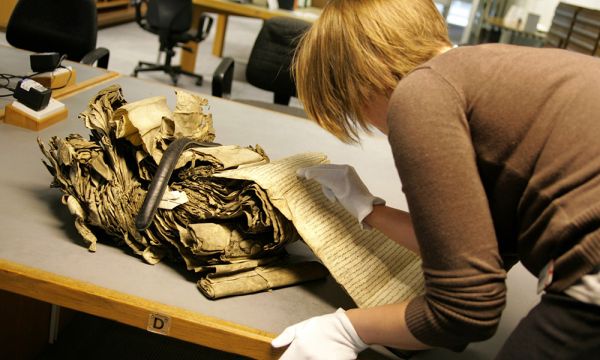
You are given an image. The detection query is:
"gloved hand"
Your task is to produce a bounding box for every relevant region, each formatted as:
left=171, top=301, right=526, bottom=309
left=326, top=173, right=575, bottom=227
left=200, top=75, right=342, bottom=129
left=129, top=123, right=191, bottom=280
left=297, top=164, right=385, bottom=228
left=272, top=308, right=368, bottom=360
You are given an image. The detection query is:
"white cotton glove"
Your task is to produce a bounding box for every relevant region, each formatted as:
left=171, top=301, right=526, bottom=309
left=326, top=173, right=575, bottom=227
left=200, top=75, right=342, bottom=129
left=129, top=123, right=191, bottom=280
left=296, top=164, right=385, bottom=228
left=272, top=308, right=368, bottom=360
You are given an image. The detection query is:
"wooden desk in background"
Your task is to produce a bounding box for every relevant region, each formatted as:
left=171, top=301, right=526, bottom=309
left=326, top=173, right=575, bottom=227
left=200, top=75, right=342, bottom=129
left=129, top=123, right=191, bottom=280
left=0, top=0, right=18, bottom=30
left=0, top=46, right=119, bottom=121
left=0, top=1, right=135, bottom=30
left=181, top=0, right=321, bottom=72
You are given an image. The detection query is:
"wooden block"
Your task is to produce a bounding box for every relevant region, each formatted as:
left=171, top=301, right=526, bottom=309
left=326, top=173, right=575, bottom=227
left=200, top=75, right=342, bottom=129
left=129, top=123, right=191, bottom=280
left=31, top=67, right=77, bottom=90
left=4, top=99, right=68, bottom=131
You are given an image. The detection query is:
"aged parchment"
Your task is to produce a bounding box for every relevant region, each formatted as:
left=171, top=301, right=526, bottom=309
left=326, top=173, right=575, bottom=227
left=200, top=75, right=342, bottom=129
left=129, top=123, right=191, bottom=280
left=39, top=85, right=423, bottom=305
left=213, top=153, right=424, bottom=308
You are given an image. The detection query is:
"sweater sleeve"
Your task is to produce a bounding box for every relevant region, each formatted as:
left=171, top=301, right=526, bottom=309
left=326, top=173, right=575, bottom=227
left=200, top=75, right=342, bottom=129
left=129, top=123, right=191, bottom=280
left=387, top=69, right=507, bottom=350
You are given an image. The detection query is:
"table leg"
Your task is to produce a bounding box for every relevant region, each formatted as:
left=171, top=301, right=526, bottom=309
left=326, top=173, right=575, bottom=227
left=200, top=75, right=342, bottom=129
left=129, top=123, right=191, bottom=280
left=212, top=14, right=229, bottom=57
left=180, top=7, right=204, bottom=73
left=180, top=42, right=199, bottom=73
left=49, top=304, right=61, bottom=343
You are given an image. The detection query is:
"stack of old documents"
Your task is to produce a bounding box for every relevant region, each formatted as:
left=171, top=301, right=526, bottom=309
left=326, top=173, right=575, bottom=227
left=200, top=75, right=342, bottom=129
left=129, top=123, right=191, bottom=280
left=38, top=85, right=327, bottom=299
left=39, top=85, right=425, bottom=307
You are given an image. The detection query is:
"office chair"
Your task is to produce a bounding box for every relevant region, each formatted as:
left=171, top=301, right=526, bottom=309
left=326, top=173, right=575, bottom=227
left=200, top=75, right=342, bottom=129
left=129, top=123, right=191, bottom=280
left=6, top=0, right=110, bottom=69
left=132, top=0, right=213, bottom=86
left=212, top=17, right=311, bottom=116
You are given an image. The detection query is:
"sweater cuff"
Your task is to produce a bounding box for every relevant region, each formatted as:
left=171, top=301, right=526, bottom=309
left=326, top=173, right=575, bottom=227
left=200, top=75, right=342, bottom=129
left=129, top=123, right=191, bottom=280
left=405, top=296, right=433, bottom=345
left=405, top=296, right=468, bottom=352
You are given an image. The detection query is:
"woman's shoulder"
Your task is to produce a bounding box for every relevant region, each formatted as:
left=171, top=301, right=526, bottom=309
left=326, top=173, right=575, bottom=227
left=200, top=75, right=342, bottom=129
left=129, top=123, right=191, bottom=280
left=422, top=43, right=598, bottom=77
left=391, top=64, right=460, bottom=109
left=392, top=43, right=591, bottom=107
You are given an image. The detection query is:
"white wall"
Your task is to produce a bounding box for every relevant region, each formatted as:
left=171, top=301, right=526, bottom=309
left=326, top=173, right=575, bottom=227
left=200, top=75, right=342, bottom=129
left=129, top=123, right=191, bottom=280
left=521, top=0, right=600, bottom=31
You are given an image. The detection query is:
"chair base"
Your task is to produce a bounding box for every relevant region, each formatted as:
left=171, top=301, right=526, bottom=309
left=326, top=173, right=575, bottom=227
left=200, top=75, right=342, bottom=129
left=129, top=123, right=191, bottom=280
left=132, top=61, right=203, bottom=86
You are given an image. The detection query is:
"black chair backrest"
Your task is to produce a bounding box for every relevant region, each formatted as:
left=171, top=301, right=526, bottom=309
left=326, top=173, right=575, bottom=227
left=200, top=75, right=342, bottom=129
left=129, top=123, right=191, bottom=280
left=146, top=0, right=192, bottom=33
left=6, top=0, right=98, bottom=62
left=246, top=17, right=311, bottom=103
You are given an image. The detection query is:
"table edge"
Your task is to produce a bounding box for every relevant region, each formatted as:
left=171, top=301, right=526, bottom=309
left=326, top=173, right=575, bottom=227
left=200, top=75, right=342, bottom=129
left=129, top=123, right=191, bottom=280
left=0, top=258, right=283, bottom=359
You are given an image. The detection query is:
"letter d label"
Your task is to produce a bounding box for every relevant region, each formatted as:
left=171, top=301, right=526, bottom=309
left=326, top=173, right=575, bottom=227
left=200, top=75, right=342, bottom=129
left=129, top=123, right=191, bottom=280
left=147, top=313, right=171, bottom=335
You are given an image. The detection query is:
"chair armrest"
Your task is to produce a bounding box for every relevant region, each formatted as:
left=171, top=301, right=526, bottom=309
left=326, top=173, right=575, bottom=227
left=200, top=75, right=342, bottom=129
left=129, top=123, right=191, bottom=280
left=80, top=47, right=110, bottom=69
left=212, top=57, right=234, bottom=98
left=195, top=14, right=214, bottom=42
left=133, top=0, right=148, bottom=29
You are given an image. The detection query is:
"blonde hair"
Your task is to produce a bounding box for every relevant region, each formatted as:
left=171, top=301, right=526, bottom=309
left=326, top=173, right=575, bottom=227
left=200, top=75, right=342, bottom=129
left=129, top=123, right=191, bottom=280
left=294, top=0, right=451, bottom=142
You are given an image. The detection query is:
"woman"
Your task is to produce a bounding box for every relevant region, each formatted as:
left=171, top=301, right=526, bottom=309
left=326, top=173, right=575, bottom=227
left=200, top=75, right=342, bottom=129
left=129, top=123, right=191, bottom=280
left=271, top=0, right=600, bottom=359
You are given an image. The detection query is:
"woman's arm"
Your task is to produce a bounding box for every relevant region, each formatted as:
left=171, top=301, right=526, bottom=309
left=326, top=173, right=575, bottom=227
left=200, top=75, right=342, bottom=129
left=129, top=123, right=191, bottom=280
left=383, top=69, right=507, bottom=349
left=364, top=205, right=420, bottom=255
left=357, top=208, right=426, bottom=349
left=346, top=302, right=430, bottom=350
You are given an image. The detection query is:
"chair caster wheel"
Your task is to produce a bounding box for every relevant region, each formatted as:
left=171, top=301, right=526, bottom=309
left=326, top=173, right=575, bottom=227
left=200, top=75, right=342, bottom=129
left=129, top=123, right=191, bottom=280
left=195, top=79, right=203, bottom=86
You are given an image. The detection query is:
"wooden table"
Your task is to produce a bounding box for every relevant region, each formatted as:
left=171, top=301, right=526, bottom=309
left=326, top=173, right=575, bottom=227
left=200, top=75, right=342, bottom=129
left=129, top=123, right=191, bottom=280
left=180, top=0, right=320, bottom=72
left=0, top=73, right=541, bottom=359
left=0, top=46, right=119, bottom=120
left=0, top=75, right=405, bottom=359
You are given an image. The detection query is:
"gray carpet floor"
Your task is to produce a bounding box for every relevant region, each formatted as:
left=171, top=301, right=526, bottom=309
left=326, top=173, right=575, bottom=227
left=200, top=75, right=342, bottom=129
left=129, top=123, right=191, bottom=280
left=95, top=16, right=305, bottom=108
left=1, top=16, right=464, bottom=109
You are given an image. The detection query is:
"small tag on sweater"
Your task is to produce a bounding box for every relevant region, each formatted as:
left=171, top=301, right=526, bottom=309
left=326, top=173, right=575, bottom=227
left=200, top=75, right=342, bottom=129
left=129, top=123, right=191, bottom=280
left=537, top=260, right=554, bottom=294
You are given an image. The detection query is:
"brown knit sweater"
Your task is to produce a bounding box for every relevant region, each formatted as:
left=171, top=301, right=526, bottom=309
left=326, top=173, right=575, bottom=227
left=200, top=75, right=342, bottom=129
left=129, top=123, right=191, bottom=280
left=387, top=44, right=600, bottom=350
